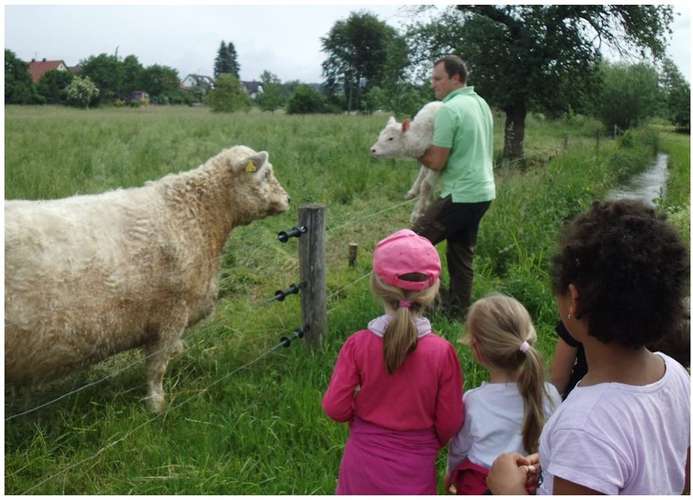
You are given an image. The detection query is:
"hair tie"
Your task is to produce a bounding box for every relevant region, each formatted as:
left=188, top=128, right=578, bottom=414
left=399, top=299, right=413, bottom=309
left=519, top=340, right=531, bottom=353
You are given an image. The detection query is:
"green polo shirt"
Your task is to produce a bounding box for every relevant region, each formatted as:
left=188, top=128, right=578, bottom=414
left=432, top=86, right=495, bottom=203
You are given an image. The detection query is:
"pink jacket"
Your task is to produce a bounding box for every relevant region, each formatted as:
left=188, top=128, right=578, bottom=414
left=323, top=328, right=464, bottom=446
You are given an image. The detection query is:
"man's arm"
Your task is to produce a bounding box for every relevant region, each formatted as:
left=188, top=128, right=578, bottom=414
left=417, top=145, right=450, bottom=171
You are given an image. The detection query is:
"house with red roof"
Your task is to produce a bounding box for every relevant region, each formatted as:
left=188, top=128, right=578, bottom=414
left=27, top=58, right=70, bottom=83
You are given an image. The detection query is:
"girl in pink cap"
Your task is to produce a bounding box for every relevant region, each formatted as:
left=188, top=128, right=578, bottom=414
left=322, top=229, right=464, bottom=494
left=446, top=294, right=560, bottom=494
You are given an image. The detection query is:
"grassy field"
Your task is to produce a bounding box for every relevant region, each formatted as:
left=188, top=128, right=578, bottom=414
left=4, top=105, right=688, bottom=494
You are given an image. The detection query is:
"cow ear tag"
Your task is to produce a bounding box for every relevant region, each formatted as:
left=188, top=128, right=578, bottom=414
left=246, top=160, right=256, bottom=173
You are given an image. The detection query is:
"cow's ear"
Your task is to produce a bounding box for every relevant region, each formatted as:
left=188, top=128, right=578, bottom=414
left=235, top=151, right=268, bottom=175
left=387, top=116, right=397, bottom=126
left=402, top=118, right=411, bottom=132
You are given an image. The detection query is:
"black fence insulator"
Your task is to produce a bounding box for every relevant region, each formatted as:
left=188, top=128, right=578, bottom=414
left=277, top=225, right=307, bottom=243
left=273, top=283, right=302, bottom=302
left=280, top=326, right=308, bottom=348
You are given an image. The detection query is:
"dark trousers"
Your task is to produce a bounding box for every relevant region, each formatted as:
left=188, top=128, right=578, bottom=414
left=411, top=196, right=491, bottom=317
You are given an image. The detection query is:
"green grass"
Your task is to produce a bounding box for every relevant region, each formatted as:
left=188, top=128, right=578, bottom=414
left=4, top=105, right=685, bottom=494
left=657, top=129, right=690, bottom=246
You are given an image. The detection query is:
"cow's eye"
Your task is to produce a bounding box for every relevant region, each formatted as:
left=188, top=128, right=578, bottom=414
left=387, top=137, right=394, bottom=141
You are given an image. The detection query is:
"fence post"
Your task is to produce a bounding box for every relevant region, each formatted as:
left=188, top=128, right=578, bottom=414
left=348, top=242, right=358, bottom=267
left=299, top=204, right=327, bottom=348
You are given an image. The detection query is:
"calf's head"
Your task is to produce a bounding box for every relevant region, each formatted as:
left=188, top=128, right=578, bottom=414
left=370, top=116, right=411, bottom=158
left=225, top=146, right=290, bottom=224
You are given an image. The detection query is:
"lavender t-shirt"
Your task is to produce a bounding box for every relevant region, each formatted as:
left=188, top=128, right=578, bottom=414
left=538, top=352, right=690, bottom=494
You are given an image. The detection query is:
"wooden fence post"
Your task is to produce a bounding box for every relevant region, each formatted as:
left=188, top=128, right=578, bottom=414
left=348, top=242, right=358, bottom=267
left=299, top=204, right=327, bottom=348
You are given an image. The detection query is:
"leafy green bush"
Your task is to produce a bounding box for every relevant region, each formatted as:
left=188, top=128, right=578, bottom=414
left=207, top=74, right=250, bottom=112
left=286, top=85, right=325, bottom=114
left=590, top=62, right=662, bottom=133
left=37, top=69, right=74, bottom=104
left=65, top=76, right=100, bottom=108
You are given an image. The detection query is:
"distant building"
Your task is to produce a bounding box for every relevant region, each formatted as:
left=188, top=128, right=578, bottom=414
left=181, top=74, right=215, bottom=94
left=27, top=58, right=69, bottom=83
left=128, top=91, right=150, bottom=105
left=241, top=81, right=263, bottom=99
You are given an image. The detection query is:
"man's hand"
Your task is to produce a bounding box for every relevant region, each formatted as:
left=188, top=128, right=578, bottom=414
left=486, top=452, right=538, bottom=495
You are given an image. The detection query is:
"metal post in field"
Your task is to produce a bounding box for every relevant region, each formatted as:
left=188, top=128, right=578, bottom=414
left=299, top=204, right=327, bottom=348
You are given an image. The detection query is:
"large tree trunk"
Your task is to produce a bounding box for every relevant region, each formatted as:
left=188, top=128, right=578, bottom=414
left=503, top=104, right=527, bottom=160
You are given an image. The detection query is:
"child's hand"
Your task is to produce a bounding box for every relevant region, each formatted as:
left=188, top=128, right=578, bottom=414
left=519, top=453, right=541, bottom=494
left=487, top=452, right=533, bottom=495
left=444, top=472, right=457, bottom=494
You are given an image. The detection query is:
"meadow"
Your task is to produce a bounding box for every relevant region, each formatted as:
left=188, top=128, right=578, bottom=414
left=4, top=105, right=689, bottom=494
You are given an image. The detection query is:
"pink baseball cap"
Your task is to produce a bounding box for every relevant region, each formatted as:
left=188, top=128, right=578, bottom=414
left=373, top=229, right=441, bottom=291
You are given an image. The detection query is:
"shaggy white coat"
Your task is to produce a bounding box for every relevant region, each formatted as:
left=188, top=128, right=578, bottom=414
left=370, top=101, right=444, bottom=223
left=5, top=145, right=289, bottom=413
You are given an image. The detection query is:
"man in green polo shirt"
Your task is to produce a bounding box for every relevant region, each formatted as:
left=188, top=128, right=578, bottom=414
left=414, top=55, right=495, bottom=317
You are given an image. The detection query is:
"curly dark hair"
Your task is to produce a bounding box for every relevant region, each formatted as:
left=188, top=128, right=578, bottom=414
left=551, top=199, right=689, bottom=349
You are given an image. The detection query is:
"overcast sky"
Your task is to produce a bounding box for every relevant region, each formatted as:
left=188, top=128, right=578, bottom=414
left=4, top=3, right=691, bottom=83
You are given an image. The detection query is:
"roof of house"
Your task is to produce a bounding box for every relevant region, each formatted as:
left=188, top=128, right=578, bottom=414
left=27, top=59, right=69, bottom=83
left=241, top=80, right=263, bottom=94
left=181, top=74, right=215, bottom=88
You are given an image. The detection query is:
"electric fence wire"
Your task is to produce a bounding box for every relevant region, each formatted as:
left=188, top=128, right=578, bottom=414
left=20, top=337, right=291, bottom=495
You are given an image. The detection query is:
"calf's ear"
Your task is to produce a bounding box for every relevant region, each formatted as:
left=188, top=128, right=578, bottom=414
left=387, top=116, right=397, bottom=126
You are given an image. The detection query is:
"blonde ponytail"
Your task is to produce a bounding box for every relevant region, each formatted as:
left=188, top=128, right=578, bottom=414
left=464, top=293, right=550, bottom=453
left=371, top=274, right=439, bottom=373
left=516, top=346, right=547, bottom=453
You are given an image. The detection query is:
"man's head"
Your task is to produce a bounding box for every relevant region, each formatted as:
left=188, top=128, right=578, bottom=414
left=432, top=55, right=467, bottom=100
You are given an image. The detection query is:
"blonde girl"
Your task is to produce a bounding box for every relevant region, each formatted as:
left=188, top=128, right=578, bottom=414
left=447, top=293, right=560, bottom=494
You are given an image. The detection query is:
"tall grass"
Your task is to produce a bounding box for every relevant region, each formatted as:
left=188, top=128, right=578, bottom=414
left=657, top=130, right=690, bottom=246
left=4, top=105, right=680, bottom=494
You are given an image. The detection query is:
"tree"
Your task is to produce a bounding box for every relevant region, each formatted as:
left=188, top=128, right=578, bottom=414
left=589, top=61, right=661, bottom=133
left=66, top=76, right=99, bottom=108
left=256, top=70, right=284, bottom=111
left=208, top=74, right=249, bottom=112
left=214, top=41, right=240, bottom=79
left=122, top=54, right=144, bottom=96
left=5, top=49, right=43, bottom=104
left=226, top=41, right=240, bottom=78
left=363, top=82, right=432, bottom=116
left=37, top=69, right=74, bottom=104
left=139, top=64, right=181, bottom=102
left=214, top=41, right=229, bottom=78
left=80, top=53, right=124, bottom=102
left=659, top=58, right=690, bottom=131
left=286, top=85, right=325, bottom=114
left=407, top=5, right=674, bottom=159
left=321, top=11, right=409, bottom=112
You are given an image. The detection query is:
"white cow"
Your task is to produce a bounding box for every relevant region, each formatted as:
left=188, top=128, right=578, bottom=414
left=5, top=145, right=290, bottom=413
left=370, top=101, right=444, bottom=223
